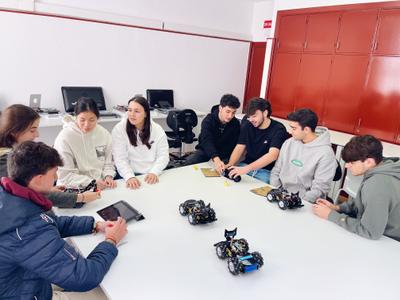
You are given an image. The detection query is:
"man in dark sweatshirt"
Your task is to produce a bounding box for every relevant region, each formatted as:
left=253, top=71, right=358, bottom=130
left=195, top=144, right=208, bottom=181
left=184, top=94, right=240, bottom=173
left=313, top=135, right=400, bottom=242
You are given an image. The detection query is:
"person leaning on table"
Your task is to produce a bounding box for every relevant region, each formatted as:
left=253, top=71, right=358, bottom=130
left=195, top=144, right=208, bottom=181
left=0, top=141, right=128, bottom=299
left=313, top=135, right=400, bottom=241
left=112, top=96, right=169, bottom=189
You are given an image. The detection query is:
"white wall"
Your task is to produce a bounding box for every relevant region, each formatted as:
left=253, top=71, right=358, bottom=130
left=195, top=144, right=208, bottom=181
left=251, top=0, right=274, bottom=42
left=0, top=11, right=249, bottom=112
left=37, top=0, right=255, bottom=39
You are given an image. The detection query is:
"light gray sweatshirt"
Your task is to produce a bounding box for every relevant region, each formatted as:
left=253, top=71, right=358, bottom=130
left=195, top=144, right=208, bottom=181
left=328, top=158, right=400, bottom=242
left=54, top=115, right=116, bottom=187
left=270, top=127, right=336, bottom=203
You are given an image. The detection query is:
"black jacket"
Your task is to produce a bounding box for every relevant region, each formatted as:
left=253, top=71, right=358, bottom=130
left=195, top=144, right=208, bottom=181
left=196, top=110, right=240, bottom=160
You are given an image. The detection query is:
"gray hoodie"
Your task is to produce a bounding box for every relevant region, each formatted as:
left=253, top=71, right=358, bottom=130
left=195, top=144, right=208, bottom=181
left=270, top=127, right=336, bottom=203
left=328, top=158, right=400, bottom=242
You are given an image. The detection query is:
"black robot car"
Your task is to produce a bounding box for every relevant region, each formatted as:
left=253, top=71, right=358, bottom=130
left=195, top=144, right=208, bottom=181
left=214, top=228, right=249, bottom=259
left=223, top=169, right=241, bottom=182
left=179, top=199, right=217, bottom=225
left=266, top=187, right=303, bottom=210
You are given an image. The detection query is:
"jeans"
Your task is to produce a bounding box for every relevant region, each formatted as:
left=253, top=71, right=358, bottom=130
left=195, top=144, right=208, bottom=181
left=238, top=162, right=271, bottom=183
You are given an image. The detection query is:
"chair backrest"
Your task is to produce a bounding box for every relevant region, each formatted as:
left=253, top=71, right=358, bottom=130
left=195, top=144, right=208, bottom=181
left=166, top=109, right=198, bottom=144
left=333, top=160, right=343, bottom=182
left=211, top=104, right=219, bottom=113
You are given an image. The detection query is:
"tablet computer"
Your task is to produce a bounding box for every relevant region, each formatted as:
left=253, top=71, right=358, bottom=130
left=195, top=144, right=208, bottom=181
left=97, top=200, right=145, bottom=222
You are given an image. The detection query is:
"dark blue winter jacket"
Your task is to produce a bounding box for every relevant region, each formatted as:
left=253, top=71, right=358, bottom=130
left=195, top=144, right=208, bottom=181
left=0, top=186, right=118, bottom=300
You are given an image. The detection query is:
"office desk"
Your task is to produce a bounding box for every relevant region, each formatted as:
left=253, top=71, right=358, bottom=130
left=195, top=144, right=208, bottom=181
left=56, top=162, right=400, bottom=300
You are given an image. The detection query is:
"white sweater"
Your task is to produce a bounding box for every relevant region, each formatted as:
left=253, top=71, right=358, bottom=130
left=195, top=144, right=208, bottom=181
left=53, top=115, right=116, bottom=187
left=112, top=118, right=169, bottom=180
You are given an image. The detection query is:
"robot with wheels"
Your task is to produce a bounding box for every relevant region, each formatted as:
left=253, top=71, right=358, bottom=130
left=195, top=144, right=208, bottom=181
left=64, top=179, right=98, bottom=194
left=63, top=179, right=98, bottom=208
left=214, top=228, right=264, bottom=275
left=222, top=169, right=241, bottom=182
left=179, top=199, right=217, bottom=225
left=227, top=251, right=264, bottom=275
left=213, top=228, right=249, bottom=259
left=266, top=187, right=303, bottom=210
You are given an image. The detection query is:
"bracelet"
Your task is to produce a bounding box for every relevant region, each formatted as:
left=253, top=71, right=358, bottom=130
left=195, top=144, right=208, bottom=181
left=92, top=221, right=100, bottom=234
left=105, top=236, right=117, bottom=245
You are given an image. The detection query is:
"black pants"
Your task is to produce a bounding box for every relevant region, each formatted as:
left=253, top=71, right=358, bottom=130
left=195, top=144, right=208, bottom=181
left=183, top=149, right=229, bottom=166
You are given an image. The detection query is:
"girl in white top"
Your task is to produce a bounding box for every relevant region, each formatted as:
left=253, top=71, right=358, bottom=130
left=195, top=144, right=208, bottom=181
left=54, top=97, right=116, bottom=190
left=112, top=96, right=169, bottom=189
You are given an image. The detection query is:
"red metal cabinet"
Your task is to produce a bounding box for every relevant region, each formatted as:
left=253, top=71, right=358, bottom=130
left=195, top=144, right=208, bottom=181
left=243, top=42, right=266, bottom=109
left=268, top=53, right=301, bottom=118
left=305, top=12, right=341, bottom=53
left=357, top=56, right=400, bottom=142
left=322, top=55, right=369, bottom=132
left=277, top=15, right=307, bottom=53
left=293, top=54, right=332, bottom=119
left=375, top=8, right=400, bottom=55
left=336, top=9, right=378, bottom=54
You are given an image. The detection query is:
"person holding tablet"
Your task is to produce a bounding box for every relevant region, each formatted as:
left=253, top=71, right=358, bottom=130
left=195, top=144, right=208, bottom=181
left=112, top=96, right=169, bottom=189
left=54, top=97, right=116, bottom=190
left=0, top=141, right=127, bottom=299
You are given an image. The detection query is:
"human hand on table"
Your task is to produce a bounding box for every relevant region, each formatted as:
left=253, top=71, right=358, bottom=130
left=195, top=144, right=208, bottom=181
left=144, top=173, right=159, bottom=184
left=126, top=177, right=141, bottom=189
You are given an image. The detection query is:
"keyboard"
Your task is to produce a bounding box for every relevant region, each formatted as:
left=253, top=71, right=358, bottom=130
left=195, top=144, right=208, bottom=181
left=99, top=111, right=120, bottom=118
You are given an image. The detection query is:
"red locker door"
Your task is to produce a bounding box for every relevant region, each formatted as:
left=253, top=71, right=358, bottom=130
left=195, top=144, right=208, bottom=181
left=357, top=56, right=400, bottom=142
left=322, top=55, right=369, bottom=133
left=375, top=8, right=400, bottom=55
left=305, top=12, right=340, bottom=53
left=267, top=53, right=301, bottom=118
left=336, top=9, right=378, bottom=54
left=294, top=54, right=332, bottom=119
left=277, top=15, right=307, bottom=53
left=243, top=42, right=266, bottom=109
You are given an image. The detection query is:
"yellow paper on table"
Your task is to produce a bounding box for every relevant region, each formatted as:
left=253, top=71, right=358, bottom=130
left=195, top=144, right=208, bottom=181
left=201, top=168, right=220, bottom=177
left=250, top=186, right=272, bottom=197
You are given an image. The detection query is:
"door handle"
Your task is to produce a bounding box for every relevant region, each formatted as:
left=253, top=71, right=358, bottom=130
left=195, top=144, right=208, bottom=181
left=356, top=118, right=362, bottom=133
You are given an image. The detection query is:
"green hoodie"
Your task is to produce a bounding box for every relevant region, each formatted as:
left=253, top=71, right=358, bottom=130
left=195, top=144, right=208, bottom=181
left=328, top=157, right=400, bottom=241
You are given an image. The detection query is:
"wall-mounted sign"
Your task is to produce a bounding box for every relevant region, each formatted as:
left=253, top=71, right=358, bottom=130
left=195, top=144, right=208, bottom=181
left=263, top=20, right=272, bottom=29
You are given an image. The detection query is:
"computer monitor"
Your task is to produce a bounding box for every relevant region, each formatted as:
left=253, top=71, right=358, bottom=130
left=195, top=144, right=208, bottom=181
left=146, top=89, right=174, bottom=109
left=61, top=86, right=107, bottom=113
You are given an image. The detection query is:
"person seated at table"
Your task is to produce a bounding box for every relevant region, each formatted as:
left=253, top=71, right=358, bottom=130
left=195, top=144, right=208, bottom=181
left=112, top=96, right=169, bottom=189
left=184, top=94, right=241, bottom=173
left=270, top=108, right=336, bottom=203
left=313, top=135, right=400, bottom=241
left=0, top=141, right=128, bottom=299
left=226, top=98, right=288, bottom=183
left=54, top=97, right=117, bottom=190
left=0, top=104, right=100, bottom=207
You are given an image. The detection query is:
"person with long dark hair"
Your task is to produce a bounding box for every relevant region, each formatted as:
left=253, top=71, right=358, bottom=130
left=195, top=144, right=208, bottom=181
left=0, top=104, right=100, bottom=207
left=54, top=97, right=116, bottom=189
left=112, top=96, right=169, bottom=189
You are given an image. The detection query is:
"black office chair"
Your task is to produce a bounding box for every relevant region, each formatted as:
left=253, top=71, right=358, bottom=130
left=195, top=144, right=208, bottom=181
left=166, top=109, right=198, bottom=161
left=333, top=159, right=343, bottom=182
left=211, top=104, right=219, bottom=113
